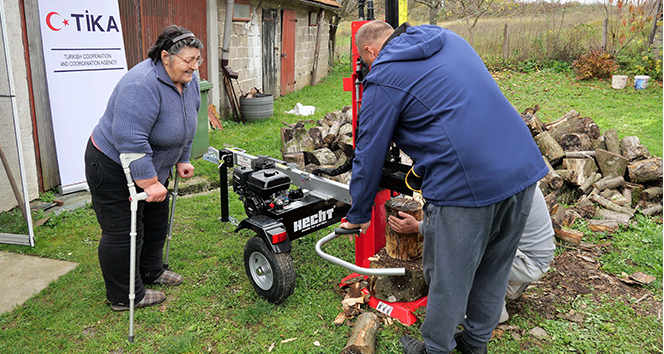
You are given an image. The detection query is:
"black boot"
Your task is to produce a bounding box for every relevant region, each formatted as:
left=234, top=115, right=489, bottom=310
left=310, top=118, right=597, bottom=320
left=454, top=330, right=488, bottom=354
left=399, top=335, right=428, bottom=354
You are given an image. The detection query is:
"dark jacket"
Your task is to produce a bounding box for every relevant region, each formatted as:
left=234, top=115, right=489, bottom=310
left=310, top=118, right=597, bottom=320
left=346, top=25, right=547, bottom=224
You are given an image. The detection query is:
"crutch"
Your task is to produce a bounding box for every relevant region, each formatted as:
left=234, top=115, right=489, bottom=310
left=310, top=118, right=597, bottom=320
left=119, top=153, right=148, bottom=343
left=163, top=171, right=180, bottom=270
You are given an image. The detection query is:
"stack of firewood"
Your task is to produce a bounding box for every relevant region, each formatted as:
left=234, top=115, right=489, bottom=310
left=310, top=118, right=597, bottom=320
left=280, top=106, right=354, bottom=184
left=523, top=107, right=663, bottom=244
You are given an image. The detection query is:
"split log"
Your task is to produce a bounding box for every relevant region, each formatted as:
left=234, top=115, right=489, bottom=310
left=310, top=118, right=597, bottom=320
left=309, top=127, right=325, bottom=149
left=556, top=169, right=579, bottom=185
left=554, top=228, right=583, bottom=245
left=565, top=151, right=595, bottom=159
left=627, top=157, right=663, bottom=183
left=640, top=187, right=663, bottom=201
left=589, top=193, right=634, bottom=216
left=544, top=192, right=558, bottom=214
left=337, top=134, right=355, bottom=158
left=595, top=208, right=632, bottom=225
left=595, top=149, right=628, bottom=178
left=305, top=148, right=337, bottom=166
left=610, top=192, right=630, bottom=206
left=338, top=123, right=353, bottom=138
left=560, top=133, right=592, bottom=152
left=562, top=209, right=581, bottom=228
left=622, top=187, right=633, bottom=206
left=283, top=152, right=305, bottom=170
left=593, top=176, right=624, bottom=191
left=545, top=110, right=580, bottom=132
left=385, top=197, right=423, bottom=261
left=281, top=128, right=315, bottom=154
left=582, top=117, right=601, bottom=139
left=542, top=157, right=564, bottom=190
left=546, top=112, right=600, bottom=143
left=600, top=188, right=615, bottom=200
left=578, top=172, right=602, bottom=194
left=620, top=136, right=650, bottom=161
left=591, top=138, right=607, bottom=151
left=587, top=219, right=619, bottom=233
left=641, top=203, right=663, bottom=216
left=522, top=113, right=546, bottom=137
left=603, top=129, right=621, bottom=155
left=340, top=312, right=380, bottom=354
left=280, top=127, right=293, bottom=144
left=563, top=158, right=598, bottom=186
left=323, top=120, right=342, bottom=145
left=534, top=132, right=565, bottom=164
left=550, top=202, right=566, bottom=228
left=575, top=195, right=596, bottom=218
left=368, top=249, right=428, bottom=303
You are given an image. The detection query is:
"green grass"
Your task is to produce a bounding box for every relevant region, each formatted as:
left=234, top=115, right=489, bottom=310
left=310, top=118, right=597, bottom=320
left=0, top=63, right=661, bottom=353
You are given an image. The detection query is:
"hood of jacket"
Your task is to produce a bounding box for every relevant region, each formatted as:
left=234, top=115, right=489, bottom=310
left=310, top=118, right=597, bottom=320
left=373, top=25, right=447, bottom=67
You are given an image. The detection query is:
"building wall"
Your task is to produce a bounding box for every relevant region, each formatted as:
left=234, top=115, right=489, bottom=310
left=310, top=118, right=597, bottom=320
left=216, top=0, right=332, bottom=117
left=0, top=0, right=39, bottom=213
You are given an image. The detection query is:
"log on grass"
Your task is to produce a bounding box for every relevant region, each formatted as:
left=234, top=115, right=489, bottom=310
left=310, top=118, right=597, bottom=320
left=641, top=203, right=663, bottom=216
left=620, top=136, right=650, bottom=161
left=595, top=149, right=629, bottom=178
left=595, top=208, right=632, bottom=225
left=563, top=158, right=599, bottom=186
left=589, top=193, right=634, bottom=216
left=554, top=228, right=583, bottom=245
left=640, top=187, right=663, bottom=201
left=587, top=219, right=619, bottom=233
left=627, top=157, right=663, bottom=183
left=560, top=133, right=592, bottom=152
left=534, top=132, right=565, bottom=164
left=385, top=197, right=424, bottom=261
left=340, top=312, right=380, bottom=354
left=603, top=129, right=620, bottom=155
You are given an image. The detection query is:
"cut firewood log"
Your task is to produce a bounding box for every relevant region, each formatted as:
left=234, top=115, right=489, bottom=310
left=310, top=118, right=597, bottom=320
left=283, top=152, right=305, bottom=170
left=340, top=312, right=380, bottom=354
left=562, top=209, right=581, bottom=228
left=578, top=172, right=602, bottom=194
left=603, top=129, right=621, bottom=155
left=600, top=188, right=614, bottom=200
left=546, top=111, right=600, bottom=143
left=545, top=110, right=580, bottom=132
left=560, top=133, right=592, bottom=152
left=620, top=136, right=650, bottom=161
left=640, top=187, right=663, bottom=201
left=309, top=126, right=325, bottom=149
left=337, top=134, right=355, bottom=158
left=589, top=193, right=634, bottom=216
left=544, top=192, right=558, bottom=214
left=595, top=208, right=632, bottom=225
left=281, top=128, right=315, bottom=154
left=622, top=187, right=633, bottom=206
left=595, top=149, right=629, bottom=178
left=368, top=249, right=428, bottom=303
left=593, top=176, right=624, bottom=191
left=534, top=132, right=565, bottom=164
left=641, top=203, right=663, bottom=216
left=556, top=169, right=579, bottom=185
left=323, top=120, right=342, bottom=145
left=554, top=228, right=583, bottom=245
left=627, top=157, right=663, bottom=183
left=521, top=113, right=546, bottom=137
left=338, top=122, right=353, bottom=138
left=587, top=219, right=619, bottom=233
left=305, top=148, right=337, bottom=166
left=385, top=197, right=424, bottom=261
left=542, top=157, right=564, bottom=190
left=550, top=202, right=566, bottom=228
left=591, top=138, right=607, bottom=151
left=610, top=192, right=630, bottom=206
left=566, top=151, right=595, bottom=159
left=563, top=158, right=599, bottom=186
left=575, top=195, right=596, bottom=218
left=280, top=127, right=293, bottom=144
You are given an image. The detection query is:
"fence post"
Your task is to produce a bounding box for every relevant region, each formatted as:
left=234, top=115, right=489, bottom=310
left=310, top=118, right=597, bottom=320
left=502, top=23, right=509, bottom=62
left=602, top=18, right=608, bottom=51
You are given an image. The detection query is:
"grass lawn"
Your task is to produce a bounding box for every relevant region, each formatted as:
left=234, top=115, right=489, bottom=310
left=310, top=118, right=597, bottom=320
left=0, top=62, right=661, bottom=353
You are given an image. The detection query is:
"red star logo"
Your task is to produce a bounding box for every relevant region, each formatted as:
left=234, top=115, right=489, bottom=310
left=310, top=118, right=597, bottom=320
left=63, top=19, right=69, bottom=26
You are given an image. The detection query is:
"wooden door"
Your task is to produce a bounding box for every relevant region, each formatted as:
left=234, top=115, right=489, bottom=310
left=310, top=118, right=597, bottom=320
left=262, top=8, right=278, bottom=96
left=280, top=9, right=296, bottom=95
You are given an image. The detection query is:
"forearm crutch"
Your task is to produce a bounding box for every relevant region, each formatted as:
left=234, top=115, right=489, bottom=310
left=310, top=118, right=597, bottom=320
left=119, top=153, right=148, bottom=343
left=163, top=171, right=180, bottom=270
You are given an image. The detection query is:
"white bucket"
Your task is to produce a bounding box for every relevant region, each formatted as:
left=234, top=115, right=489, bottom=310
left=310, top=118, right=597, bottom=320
left=611, top=75, right=628, bottom=89
left=634, top=75, right=650, bottom=89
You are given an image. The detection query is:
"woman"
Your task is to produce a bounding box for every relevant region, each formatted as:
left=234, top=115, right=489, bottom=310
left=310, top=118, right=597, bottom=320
left=85, top=25, right=203, bottom=311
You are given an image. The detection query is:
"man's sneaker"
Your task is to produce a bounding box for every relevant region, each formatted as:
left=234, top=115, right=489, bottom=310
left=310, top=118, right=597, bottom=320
left=454, top=329, right=488, bottom=354
left=506, top=281, right=530, bottom=300
left=152, top=270, right=183, bottom=286
left=499, top=301, right=509, bottom=323
left=110, top=289, right=166, bottom=311
left=399, top=335, right=428, bottom=354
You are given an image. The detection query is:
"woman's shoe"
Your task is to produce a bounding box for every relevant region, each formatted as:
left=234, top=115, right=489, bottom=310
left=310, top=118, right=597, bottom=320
left=152, top=270, right=183, bottom=286
left=110, top=289, right=166, bottom=311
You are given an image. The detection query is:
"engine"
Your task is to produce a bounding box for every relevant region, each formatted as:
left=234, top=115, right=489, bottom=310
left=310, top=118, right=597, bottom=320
left=232, top=156, right=303, bottom=217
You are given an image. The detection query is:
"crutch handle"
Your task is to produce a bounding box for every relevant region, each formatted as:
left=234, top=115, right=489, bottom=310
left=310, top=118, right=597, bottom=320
left=133, top=192, right=148, bottom=201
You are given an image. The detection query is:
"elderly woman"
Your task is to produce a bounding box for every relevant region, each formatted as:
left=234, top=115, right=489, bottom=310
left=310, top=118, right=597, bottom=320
left=85, top=25, right=203, bottom=311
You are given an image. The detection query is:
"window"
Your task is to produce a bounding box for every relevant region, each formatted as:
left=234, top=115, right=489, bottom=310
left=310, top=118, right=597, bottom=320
left=233, top=0, right=251, bottom=22
left=308, top=11, right=319, bottom=26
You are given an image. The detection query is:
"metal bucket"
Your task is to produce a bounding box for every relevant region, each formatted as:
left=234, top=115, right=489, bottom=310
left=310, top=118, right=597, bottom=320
left=240, top=94, right=274, bottom=121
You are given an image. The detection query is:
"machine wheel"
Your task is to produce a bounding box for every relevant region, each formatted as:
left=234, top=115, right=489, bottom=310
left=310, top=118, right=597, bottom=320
left=243, top=236, right=295, bottom=304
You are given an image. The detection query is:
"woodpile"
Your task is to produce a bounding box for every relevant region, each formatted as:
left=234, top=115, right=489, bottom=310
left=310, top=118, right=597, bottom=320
left=280, top=106, right=355, bottom=184
left=523, top=107, right=663, bottom=244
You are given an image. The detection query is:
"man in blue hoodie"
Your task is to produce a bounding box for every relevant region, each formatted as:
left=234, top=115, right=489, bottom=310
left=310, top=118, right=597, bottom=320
left=339, top=21, right=548, bottom=354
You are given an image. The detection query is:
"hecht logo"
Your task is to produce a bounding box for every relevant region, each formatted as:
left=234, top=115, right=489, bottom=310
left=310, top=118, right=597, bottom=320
left=45, top=10, right=119, bottom=32
left=293, top=207, right=335, bottom=232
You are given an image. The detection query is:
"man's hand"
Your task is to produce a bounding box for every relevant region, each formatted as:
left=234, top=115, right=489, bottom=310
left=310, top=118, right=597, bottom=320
left=176, top=162, right=195, bottom=178
left=388, top=212, right=420, bottom=234
left=339, top=221, right=371, bottom=240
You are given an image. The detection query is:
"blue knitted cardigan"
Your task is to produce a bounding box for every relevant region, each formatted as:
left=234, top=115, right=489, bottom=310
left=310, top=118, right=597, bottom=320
left=92, top=59, right=200, bottom=183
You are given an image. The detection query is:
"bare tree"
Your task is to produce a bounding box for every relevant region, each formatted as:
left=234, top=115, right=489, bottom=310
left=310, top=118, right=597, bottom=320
left=445, top=0, right=496, bottom=47
left=412, top=0, right=443, bottom=25
left=329, top=0, right=360, bottom=65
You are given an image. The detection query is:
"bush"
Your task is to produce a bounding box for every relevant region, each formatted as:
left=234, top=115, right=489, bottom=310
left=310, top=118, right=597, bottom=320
left=572, top=49, right=618, bottom=80
left=616, top=51, right=663, bottom=81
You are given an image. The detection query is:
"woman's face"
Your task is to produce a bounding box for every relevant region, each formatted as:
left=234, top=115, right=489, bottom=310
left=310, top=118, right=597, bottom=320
left=162, top=46, right=202, bottom=85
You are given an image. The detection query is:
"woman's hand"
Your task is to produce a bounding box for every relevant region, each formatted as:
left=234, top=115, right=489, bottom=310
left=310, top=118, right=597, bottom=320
left=176, top=162, right=195, bottom=178
left=135, top=177, right=168, bottom=202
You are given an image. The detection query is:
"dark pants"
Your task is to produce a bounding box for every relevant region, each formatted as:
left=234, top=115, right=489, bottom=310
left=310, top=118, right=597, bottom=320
left=85, top=139, right=169, bottom=304
left=419, top=184, right=536, bottom=353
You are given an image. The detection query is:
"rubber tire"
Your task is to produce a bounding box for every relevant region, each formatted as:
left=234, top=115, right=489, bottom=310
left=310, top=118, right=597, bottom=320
left=243, top=236, right=295, bottom=304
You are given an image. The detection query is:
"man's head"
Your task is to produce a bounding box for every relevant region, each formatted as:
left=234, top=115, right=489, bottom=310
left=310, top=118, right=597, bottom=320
left=355, top=20, right=394, bottom=66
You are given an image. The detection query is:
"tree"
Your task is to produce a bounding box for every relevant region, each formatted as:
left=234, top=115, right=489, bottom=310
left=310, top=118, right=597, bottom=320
left=602, top=0, right=659, bottom=55
left=329, top=0, right=360, bottom=65
left=412, top=0, right=444, bottom=24
left=444, top=0, right=497, bottom=47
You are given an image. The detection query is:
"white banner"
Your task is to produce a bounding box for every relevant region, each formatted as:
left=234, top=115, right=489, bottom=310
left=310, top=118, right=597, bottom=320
left=37, top=0, right=127, bottom=192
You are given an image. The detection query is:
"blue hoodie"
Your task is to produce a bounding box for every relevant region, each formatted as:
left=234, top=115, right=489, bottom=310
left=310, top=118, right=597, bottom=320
left=346, top=25, right=548, bottom=224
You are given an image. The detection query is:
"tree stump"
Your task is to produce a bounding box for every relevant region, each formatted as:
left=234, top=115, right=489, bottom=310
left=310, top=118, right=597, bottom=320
left=385, top=197, right=424, bottom=261
left=340, top=312, right=380, bottom=354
